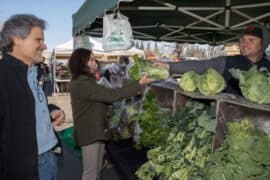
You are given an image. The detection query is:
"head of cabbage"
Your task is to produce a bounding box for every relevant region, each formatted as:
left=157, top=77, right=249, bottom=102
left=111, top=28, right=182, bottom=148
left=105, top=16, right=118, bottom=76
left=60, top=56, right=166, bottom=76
left=197, top=68, right=226, bottom=96
left=229, top=66, right=270, bottom=104
left=179, top=71, right=199, bottom=92
left=129, top=55, right=169, bottom=80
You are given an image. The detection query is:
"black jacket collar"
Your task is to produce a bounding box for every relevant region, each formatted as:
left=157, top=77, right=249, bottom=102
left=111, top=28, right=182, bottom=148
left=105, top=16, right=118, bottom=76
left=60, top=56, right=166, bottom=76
left=3, top=53, right=29, bottom=69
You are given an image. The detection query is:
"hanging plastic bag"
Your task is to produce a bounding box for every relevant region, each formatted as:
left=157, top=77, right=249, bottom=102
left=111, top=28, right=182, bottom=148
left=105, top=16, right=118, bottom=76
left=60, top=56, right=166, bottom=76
left=102, top=11, right=134, bottom=51
left=73, top=35, right=92, bottom=50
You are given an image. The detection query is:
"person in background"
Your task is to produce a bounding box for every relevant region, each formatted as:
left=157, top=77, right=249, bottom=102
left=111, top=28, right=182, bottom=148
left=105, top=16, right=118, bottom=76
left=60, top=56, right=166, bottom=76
left=158, top=24, right=270, bottom=95
left=37, top=57, right=53, bottom=96
left=103, top=62, right=120, bottom=82
left=68, top=48, right=154, bottom=180
left=0, top=14, right=65, bottom=180
left=119, top=55, right=130, bottom=78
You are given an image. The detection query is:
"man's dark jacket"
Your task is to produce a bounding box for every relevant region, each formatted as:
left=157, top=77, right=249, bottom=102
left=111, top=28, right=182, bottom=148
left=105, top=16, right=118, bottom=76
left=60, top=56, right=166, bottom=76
left=0, top=54, right=59, bottom=180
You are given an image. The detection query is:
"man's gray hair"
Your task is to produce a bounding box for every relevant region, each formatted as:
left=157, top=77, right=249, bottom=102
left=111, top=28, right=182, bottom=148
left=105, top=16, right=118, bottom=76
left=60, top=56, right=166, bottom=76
left=0, top=14, right=46, bottom=52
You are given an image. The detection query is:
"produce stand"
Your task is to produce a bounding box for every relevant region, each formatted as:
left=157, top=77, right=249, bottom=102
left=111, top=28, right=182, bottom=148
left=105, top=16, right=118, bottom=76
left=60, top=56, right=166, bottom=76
left=152, top=80, right=270, bottom=149
left=105, top=80, right=217, bottom=179
left=106, top=80, right=270, bottom=179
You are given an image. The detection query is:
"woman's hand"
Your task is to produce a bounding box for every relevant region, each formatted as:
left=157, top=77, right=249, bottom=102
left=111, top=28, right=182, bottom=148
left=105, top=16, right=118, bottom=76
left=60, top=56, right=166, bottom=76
left=139, top=74, right=156, bottom=85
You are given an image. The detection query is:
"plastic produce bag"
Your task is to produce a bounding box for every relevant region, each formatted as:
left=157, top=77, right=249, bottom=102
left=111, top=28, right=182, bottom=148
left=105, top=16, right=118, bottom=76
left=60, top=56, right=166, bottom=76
left=97, top=77, right=113, bottom=88
left=102, top=11, right=134, bottom=51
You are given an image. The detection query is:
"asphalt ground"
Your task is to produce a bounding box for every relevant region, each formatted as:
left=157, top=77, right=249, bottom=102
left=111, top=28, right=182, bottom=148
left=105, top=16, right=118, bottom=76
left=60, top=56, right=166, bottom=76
left=58, top=143, right=122, bottom=180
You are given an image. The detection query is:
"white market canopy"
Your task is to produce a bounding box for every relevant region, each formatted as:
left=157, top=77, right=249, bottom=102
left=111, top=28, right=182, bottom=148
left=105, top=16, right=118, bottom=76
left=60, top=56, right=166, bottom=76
left=54, top=36, right=145, bottom=57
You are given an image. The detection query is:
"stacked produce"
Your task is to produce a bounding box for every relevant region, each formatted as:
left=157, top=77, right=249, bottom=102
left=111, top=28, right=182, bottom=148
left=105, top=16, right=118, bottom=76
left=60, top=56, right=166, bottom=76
left=136, top=100, right=216, bottom=180
left=129, top=55, right=169, bottom=81
left=179, top=68, right=226, bottom=96
left=107, top=90, right=171, bottom=144
left=138, top=90, right=172, bottom=148
left=203, top=119, right=270, bottom=180
left=136, top=97, right=270, bottom=180
left=229, top=66, right=270, bottom=104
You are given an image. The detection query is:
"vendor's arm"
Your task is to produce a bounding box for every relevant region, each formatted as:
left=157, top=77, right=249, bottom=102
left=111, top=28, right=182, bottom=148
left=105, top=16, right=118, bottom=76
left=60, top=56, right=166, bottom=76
left=168, top=56, right=227, bottom=74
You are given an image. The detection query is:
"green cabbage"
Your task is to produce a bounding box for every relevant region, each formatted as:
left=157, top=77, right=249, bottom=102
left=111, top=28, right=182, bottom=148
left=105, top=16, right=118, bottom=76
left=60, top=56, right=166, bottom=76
left=129, top=55, right=169, bottom=80
left=147, top=66, right=169, bottom=80
left=179, top=71, right=199, bottom=92
left=198, top=68, right=226, bottom=96
left=229, top=66, right=270, bottom=104
left=129, top=55, right=152, bottom=80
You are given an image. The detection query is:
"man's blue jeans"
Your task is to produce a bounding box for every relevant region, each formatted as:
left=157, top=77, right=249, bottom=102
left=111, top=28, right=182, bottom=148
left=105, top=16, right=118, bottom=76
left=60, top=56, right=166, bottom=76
left=38, top=150, right=58, bottom=180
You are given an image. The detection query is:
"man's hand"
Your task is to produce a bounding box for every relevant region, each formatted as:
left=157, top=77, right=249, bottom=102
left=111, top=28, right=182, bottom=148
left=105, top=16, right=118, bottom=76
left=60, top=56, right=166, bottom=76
left=139, top=74, right=156, bottom=85
left=50, top=109, right=65, bottom=126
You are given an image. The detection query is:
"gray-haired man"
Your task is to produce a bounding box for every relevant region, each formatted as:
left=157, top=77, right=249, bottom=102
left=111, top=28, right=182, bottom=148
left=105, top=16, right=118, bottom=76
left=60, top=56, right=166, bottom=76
left=0, top=14, right=65, bottom=180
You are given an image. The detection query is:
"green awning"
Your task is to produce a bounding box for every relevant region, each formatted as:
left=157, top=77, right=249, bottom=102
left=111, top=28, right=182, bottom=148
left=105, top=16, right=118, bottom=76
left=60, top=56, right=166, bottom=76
left=72, top=0, right=270, bottom=44
left=72, top=0, right=118, bottom=36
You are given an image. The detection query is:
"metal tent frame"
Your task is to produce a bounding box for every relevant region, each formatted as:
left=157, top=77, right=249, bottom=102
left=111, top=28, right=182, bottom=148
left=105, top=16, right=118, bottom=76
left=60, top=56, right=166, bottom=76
left=73, top=0, right=270, bottom=44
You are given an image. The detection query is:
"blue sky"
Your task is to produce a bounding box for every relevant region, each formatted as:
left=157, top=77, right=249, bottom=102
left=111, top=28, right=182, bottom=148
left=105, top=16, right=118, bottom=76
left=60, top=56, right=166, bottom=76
left=0, top=0, right=85, bottom=51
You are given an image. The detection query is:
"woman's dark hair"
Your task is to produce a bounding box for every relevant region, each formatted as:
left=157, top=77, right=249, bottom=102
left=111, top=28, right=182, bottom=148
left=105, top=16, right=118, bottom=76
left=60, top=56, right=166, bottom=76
left=68, top=48, right=93, bottom=79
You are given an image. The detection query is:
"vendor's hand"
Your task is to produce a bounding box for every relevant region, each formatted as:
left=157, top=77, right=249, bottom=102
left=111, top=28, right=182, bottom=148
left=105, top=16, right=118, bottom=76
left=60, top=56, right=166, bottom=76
left=51, top=109, right=65, bottom=126
left=153, top=61, right=169, bottom=70
left=139, top=74, right=156, bottom=85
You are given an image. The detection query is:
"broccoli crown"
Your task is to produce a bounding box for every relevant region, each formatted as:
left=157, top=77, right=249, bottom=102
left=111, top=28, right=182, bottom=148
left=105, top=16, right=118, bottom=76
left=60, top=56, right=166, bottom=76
left=203, top=119, right=270, bottom=180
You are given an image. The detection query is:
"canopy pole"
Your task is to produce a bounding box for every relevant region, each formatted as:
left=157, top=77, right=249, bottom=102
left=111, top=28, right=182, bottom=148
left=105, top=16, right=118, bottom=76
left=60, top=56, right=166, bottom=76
left=225, top=0, right=231, bottom=27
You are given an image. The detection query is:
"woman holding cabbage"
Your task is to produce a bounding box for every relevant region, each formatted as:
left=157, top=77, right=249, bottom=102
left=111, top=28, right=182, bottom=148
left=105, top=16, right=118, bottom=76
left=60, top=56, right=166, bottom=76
left=158, top=24, right=270, bottom=97
left=68, top=48, right=154, bottom=180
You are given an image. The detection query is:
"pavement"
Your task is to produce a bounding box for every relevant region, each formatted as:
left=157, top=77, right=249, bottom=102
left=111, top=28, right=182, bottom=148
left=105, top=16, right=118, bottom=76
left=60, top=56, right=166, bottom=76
left=58, top=143, right=122, bottom=180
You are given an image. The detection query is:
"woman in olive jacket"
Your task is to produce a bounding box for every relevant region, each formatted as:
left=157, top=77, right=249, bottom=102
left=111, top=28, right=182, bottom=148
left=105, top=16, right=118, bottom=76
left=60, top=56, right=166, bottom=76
left=68, top=48, right=153, bottom=180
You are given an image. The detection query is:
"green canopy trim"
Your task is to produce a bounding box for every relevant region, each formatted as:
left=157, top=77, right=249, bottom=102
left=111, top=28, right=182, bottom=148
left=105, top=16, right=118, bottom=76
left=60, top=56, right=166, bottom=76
left=72, top=0, right=118, bottom=36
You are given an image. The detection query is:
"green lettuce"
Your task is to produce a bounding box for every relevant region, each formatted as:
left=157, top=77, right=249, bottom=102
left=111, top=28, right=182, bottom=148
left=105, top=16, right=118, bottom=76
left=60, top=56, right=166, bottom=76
left=129, top=55, right=169, bottom=80
left=179, top=71, right=199, bottom=92
left=198, top=68, right=226, bottom=96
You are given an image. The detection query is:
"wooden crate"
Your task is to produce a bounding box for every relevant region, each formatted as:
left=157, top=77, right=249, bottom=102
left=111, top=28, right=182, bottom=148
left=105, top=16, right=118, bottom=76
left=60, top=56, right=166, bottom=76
left=213, top=96, right=270, bottom=150
left=150, top=80, right=270, bottom=151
